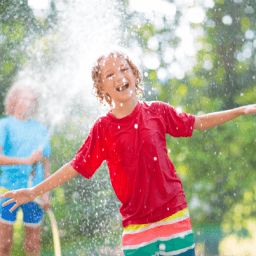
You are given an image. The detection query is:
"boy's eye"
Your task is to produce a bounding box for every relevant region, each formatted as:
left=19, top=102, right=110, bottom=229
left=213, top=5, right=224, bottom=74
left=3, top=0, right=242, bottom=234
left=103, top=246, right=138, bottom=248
left=106, top=74, right=114, bottom=78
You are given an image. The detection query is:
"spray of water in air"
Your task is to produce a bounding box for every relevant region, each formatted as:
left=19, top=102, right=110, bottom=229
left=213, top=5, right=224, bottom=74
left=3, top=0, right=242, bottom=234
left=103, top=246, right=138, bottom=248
left=15, top=0, right=123, bottom=128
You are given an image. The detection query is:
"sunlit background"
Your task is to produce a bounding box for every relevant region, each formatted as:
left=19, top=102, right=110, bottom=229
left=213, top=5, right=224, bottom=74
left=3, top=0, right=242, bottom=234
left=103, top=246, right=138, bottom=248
left=21, top=0, right=212, bottom=126
left=1, top=0, right=256, bottom=255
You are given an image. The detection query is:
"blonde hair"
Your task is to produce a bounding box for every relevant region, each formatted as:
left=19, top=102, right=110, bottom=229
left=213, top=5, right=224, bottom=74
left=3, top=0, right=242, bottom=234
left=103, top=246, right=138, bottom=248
left=5, top=86, right=39, bottom=116
left=92, top=51, right=143, bottom=106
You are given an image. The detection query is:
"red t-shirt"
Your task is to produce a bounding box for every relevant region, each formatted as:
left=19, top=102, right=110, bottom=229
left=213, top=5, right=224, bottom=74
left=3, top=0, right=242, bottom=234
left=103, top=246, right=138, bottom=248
left=70, top=101, right=195, bottom=227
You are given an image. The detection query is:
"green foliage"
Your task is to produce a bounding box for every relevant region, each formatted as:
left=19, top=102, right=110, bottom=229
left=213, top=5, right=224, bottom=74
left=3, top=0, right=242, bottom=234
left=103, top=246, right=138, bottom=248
left=0, top=0, right=57, bottom=115
left=127, top=0, right=256, bottom=253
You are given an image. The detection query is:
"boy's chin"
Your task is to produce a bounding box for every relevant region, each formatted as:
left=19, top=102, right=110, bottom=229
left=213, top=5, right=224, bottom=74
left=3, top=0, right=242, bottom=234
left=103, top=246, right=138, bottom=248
left=118, top=95, right=137, bottom=103
left=21, top=113, right=33, bottom=120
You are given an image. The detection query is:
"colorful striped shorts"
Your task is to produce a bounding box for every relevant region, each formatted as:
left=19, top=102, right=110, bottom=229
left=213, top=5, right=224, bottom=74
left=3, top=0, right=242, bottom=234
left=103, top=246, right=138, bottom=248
left=122, top=208, right=195, bottom=256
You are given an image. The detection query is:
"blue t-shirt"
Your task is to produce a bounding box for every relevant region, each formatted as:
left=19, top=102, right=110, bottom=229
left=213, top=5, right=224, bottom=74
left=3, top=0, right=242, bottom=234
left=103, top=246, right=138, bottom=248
left=0, top=116, right=51, bottom=190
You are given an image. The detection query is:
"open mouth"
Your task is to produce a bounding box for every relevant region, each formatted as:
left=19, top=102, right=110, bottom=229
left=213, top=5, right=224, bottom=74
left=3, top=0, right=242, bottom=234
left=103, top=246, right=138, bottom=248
left=116, top=83, right=129, bottom=92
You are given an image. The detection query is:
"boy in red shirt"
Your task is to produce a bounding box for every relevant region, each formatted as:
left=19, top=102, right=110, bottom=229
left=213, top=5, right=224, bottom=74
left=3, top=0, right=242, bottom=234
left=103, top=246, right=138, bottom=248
left=1, top=52, right=256, bottom=256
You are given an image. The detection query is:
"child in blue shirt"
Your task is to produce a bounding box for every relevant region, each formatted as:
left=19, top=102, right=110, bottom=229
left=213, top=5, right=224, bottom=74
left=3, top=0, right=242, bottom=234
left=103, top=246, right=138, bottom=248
left=0, top=86, right=51, bottom=256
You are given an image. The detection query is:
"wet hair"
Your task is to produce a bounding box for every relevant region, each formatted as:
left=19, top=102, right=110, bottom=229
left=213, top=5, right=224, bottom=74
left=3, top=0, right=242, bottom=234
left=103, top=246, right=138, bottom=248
left=92, top=51, right=143, bottom=106
left=5, top=86, right=39, bottom=116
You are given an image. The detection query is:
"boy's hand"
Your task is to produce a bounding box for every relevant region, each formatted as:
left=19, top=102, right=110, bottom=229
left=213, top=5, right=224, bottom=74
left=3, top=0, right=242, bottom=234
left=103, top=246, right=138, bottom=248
left=27, top=150, right=43, bottom=165
left=0, top=188, right=36, bottom=212
left=243, top=104, right=256, bottom=115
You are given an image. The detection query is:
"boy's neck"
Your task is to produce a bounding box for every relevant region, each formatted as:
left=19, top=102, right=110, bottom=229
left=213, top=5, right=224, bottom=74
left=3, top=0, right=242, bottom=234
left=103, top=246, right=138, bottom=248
left=111, top=98, right=139, bottom=119
left=12, top=112, right=30, bottom=122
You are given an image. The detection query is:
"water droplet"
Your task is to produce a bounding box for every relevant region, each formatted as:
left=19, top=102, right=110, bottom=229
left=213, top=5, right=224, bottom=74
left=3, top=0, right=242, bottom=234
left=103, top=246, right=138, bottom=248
left=134, top=124, right=138, bottom=129
left=154, top=157, right=157, bottom=161
left=159, top=243, right=166, bottom=251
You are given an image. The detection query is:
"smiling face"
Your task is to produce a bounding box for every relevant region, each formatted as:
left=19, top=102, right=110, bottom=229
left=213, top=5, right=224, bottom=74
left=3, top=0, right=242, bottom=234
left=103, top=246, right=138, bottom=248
left=97, top=54, right=139, bottom=106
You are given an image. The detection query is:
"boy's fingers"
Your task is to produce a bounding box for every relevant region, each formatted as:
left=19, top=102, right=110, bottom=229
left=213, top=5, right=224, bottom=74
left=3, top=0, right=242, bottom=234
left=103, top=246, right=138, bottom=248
left=4, top=192, right=12, bottom=198
left=2, top=198, right=16, bottom=207
left=0, top=193, right=7, bottom=199
left=9, top=204, right=19, bottom=213
left=1, top=191, right=16, bottom=198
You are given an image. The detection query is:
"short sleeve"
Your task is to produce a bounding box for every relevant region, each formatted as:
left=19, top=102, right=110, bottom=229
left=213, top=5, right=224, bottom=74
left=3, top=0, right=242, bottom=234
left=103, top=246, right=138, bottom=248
left=162, top=103, right=195, bottom=137
left=41, top=126, right=51, bottom=157
left=70, top=119, right=108, bottom=179
left=42, top=139, right=51, bottom=157
left=0, top=119, right=7, bottom=149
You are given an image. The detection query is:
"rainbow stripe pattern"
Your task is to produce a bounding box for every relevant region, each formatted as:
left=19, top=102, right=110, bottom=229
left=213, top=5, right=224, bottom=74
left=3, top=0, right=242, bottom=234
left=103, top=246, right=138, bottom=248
left=122, top=208, right=195, bottom=256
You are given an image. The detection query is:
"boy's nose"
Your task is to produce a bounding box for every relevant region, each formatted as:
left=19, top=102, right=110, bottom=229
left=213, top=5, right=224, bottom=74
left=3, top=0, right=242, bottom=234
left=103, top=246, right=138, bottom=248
left=23, top=100, right=30, bottom=107
left=116, top=72, right=125, bottom=82
left=22, top=99, right=33, bottom=109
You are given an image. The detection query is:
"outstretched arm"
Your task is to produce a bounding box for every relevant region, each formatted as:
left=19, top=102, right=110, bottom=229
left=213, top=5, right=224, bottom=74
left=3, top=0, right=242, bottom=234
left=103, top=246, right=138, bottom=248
left=1, top=162, right=78, bottom=212
left=194, top=104, right=256, bottom=131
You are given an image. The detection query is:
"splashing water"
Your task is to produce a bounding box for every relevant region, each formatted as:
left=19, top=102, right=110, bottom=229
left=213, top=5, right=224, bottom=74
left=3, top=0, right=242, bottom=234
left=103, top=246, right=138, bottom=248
left=14, top=0, right=123, bottom=127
